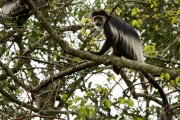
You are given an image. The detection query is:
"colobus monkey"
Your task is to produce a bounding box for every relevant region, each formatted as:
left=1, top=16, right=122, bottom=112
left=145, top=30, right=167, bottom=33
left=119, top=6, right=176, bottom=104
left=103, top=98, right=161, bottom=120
left=91, top=10, right=170, bottom=119
left=1, top=0, right=31, bottom=26
left=92, top=10, right=144, bottom=74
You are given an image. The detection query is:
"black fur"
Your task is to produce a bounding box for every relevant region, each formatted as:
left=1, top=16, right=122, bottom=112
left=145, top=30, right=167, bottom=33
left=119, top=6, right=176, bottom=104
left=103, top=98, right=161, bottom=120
left=92, top=10, right=109, bottom=18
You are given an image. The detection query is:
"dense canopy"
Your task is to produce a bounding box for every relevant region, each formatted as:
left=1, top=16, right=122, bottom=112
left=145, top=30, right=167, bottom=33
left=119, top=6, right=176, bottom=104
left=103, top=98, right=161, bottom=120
left=0, top=0, right=179, bottom=119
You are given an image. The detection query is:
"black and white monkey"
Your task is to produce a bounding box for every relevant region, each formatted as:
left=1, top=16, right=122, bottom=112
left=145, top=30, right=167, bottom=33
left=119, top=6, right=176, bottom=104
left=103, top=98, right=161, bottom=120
left=0, top=0, right=31, bottom=26
left=92, top=10, right=143, bottom=74
left=91, top=10, right=170, bottom=119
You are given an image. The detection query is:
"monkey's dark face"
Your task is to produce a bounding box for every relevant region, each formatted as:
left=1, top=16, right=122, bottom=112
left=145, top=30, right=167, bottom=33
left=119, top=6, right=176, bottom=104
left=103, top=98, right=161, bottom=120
left=93, top=15, right=106, bottom=30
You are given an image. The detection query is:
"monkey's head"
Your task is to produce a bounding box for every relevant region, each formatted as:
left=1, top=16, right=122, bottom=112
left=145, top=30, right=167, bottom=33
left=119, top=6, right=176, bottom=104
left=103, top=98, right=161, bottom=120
left=92, top=10, right=109, bottom=30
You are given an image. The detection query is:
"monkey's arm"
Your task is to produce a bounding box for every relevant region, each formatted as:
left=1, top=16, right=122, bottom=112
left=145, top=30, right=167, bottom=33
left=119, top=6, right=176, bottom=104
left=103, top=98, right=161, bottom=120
left=91, top=38, right=116, bottom=55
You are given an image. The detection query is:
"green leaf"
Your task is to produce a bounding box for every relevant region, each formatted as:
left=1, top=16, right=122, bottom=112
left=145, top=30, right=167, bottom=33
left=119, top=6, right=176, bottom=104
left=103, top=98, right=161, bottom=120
left=80, top=17, right=92, bottom=24
left=52, top=54, right=57, bottom=59
left=171, top=17, right=177, bottom=25
left=164, top=73, right=170, bottom=80
left=132, top=19, right=142, bottom=28
left=170, top=80, right=175, bottom=86
left=160, top=73, right=170, bottom=80
left=115, top=7, right=122, bottom=16
left=27, top=71, right=32, bottom=77
left=81, top=27, right=86, bottom=35
left=119, top=98, right=126, bottom=104
left=137, top=117, right=144, bottom=120
left=103, top=99, right=112, bottom=108
left=107, top=73, right=115, bottom=81
left=175, top=77, right=180, bottom=84
left=78, top=107, right=88, bottom=120
left=127, top=99, right=134, bottom=107
left=97, top=85, right=102, bottom=92
left=69, top=105, right=76, bottom=110
left=25, top=4, right=29, bottom=9
left=131, top=8, right=140, bottom=16
left=150, top=1, right=157, bottom=8
left=86, top=105, right=95, bottom=116
left=67, top=100, right=73, bottom=105
left=61, top=94, right=68, bottom=102
left=143, top=44, right=156, bottom=56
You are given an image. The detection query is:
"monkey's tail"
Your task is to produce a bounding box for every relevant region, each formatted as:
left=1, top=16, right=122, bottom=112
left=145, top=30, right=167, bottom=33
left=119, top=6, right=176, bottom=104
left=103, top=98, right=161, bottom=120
left=142, top=71, right=170, bottom=120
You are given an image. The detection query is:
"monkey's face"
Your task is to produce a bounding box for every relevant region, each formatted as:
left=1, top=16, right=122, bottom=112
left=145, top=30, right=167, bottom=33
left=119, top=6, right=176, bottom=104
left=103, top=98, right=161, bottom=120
left=93, top=15, right=106, bottom=30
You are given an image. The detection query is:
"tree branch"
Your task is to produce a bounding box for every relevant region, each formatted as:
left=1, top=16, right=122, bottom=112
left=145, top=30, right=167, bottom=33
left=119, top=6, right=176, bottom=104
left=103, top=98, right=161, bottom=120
left=0, top=61, right=30, bottom=91
left=0, top=86, right=41, bottom=114
left=120, top=69, right=138, bottom=99
left=136, top=93, right=163, bottom=106
left=0, top=34, right=50, bottom=80
left=32, top=61, right=97, bottom=93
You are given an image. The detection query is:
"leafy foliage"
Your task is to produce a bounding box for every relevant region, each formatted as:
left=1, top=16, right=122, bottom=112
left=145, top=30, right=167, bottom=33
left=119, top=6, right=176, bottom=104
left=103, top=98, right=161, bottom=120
left=0, top=0, right=179, bottom=119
